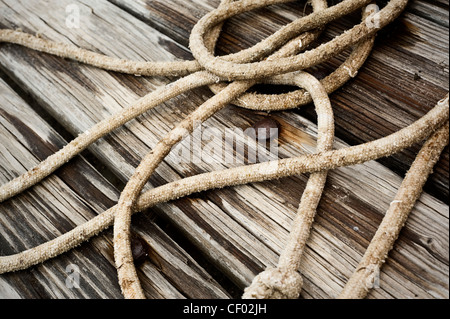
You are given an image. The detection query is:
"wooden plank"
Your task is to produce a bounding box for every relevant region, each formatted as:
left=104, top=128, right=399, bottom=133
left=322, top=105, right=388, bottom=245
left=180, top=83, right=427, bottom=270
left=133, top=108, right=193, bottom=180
left=0, top=77, right=230, bottom=298
left=0, top=0, right=447, bottom=299
left=408, top=0, right=449, bottom=27
left=110, top=0, right=449, bottom=201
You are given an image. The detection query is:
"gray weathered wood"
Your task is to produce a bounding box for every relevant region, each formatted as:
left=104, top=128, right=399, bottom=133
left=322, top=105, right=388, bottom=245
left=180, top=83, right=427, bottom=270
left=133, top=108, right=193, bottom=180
left=110, top=0, right=449, bottom=200
left=0, top=77, right=229, bottom=298
left=0, top=0, right=448, bottom=299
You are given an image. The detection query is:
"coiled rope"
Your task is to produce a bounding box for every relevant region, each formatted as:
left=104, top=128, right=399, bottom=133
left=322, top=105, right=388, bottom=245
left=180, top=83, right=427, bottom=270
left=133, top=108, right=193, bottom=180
left=0, top=0, right=448, bottom=299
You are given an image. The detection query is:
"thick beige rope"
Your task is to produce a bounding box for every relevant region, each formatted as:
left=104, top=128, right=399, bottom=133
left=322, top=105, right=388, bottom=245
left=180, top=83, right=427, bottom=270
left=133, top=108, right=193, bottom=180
left=0, top=70, right=218, bottom=202
left=113, top=0, right=385, bottom=297
left=209, top=35, right=374, bottom=110
left=189, top=0, right=407, bottom=79
left=0, top=0, right=375, bottom=202
left=114, top=80, right=255, bottom=298
left=338, top=121, right=450, bottom=299
left=0, top=28, right=200, bottom=77
left=0, top=95, right=447, bottom=275
left=209, top=3, right=376, bottom=111
left=190, top=0, right=375, bottom=76
left=0, top=0, right=448, bottom=299
left=0, top=0, right=373, bottom=112
left=0, top=0, right=326, bottom=202
left=113, top=0, right=330, bottom=296
left=242, top=71, right=334, bottom=299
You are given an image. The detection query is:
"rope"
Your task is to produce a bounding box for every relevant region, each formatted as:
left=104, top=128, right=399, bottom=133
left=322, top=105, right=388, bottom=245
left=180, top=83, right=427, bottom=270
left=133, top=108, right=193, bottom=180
left=0, top=0, right=448, bottom=299
left=242, top=71, right=335, bottom=299
left=338, top=121, right=450, bottom=299
left=0, top=97, right=447, bottom=275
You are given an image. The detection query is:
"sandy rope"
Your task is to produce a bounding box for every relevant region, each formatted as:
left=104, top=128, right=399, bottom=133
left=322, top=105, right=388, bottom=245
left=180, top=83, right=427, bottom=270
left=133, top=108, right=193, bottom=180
left=0, top=94, right=447, bottom=275
left=338, top=121, right=450, bottom=299
left=189, top=0, right=407, bottom=79
left=0, top=0, right=325, bottom=202
left=112, top=0, right=335, bottom=298
left=0, top=70, right=218, bottom=202
left=242, top=71, right=334, bottom=299
left=114, top=80, right=255, bottom=298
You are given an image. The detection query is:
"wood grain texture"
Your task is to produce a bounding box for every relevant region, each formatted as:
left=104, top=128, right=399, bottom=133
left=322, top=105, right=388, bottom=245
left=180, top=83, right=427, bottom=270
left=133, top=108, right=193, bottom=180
left=0, top=77, right=229, bottom=298
left=0, top=0, right=448, bottom=299
left=110, top=0, right=449, bottom=201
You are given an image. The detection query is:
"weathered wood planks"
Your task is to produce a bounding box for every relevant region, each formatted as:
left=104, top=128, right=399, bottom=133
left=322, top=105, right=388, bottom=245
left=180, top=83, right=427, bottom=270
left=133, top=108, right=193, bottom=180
left=0, top=0, right=448, bottom=299
left=110, top=0, right=449, bottom=200
left=0, top=77, right=229, bottom=298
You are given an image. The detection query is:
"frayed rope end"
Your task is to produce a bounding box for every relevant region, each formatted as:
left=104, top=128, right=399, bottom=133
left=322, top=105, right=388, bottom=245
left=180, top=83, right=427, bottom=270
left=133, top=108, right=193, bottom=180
left=242, top=267, right=303, bottom=299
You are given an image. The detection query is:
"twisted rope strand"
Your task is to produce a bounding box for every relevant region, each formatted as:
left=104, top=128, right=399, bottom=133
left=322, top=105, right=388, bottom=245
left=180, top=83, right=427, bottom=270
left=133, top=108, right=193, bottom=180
left=189, top=0, right=374, bottom=77
left=189, top=0, right=406, bottom=79
left=0, top=0, right=320, bottom=77
left=209, top=35, right=374, bottom=110
left=0, top=96, right=446, bottom=276
left=0, top=1, right=326, bottom=112
left=0, top=0, right=325, bottom=202
left=0, top=70, right=218, bottom=202
left=112, top=0, right=379, bottom=296
left=113, top=0, right=335, bottom=297
left=210, top=1, right=376, bottom=110
left=114, top=80, right=254, bottom=298
left=0, top=28, right=200, bottom=77
left=243, top=71, right=334, bottom=299
left=338, top=122, right=450, bottom=299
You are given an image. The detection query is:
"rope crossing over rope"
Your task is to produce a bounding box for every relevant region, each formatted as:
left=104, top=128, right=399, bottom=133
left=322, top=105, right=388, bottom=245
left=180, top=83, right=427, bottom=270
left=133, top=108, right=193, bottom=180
left=0, top=0, right=448, bottom=299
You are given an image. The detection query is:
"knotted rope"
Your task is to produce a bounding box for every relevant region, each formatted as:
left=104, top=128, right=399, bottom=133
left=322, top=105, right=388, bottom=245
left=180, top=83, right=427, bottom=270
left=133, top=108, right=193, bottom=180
left=0, top=0, right=448, bottom=299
